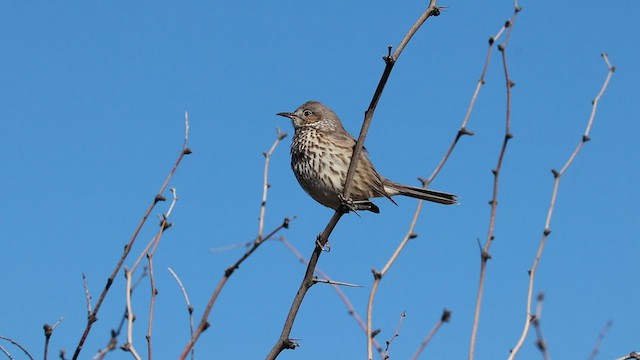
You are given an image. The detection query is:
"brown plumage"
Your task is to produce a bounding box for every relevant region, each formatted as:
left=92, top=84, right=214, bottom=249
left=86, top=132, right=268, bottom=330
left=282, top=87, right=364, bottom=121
left=277, top=101, right=457, bottom=213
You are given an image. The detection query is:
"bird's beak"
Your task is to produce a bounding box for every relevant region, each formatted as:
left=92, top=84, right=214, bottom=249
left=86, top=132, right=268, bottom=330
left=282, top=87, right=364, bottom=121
left=276, top=112, right=294, bottom=119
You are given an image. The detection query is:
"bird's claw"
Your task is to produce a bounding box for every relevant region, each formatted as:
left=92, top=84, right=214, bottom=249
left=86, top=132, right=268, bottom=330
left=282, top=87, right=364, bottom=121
left=315, top=237, right=331, bottom=252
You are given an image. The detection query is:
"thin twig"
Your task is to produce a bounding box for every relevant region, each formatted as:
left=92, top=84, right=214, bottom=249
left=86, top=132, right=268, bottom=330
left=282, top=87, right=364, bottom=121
left=0, top=335, right=35, bottom=360
left=532, top=293, right=551, bottom=360
left=92, top=268, right=148, bottom=360
left=146, top=254, right=157, bottom=360
left=82, top=273, right=92, bottom=316
left=258, top=128, right=287, bottom=240
left=411, top=309, right=451, bottom=360
left=131, top=188, right=178, bottom=274
left=122, top=268, right=142, bottom=360
left=168, top=267, right=195, bottom=360
left=468, top=6, right=520, bottom=360
left=72, top=113, right=191, bottom=360
left=616, top=352, right=640, bottom=360
left=312, top=277, right=362, bottom=287
left=586, top=320, right=613, bottom=360
left=278, top=237, right=386, bottom=359
left=383, top=311, right=406, bottom=359
left=508, top=53, right=615, bottom=359
left=43, top=317, right=64, bottom=360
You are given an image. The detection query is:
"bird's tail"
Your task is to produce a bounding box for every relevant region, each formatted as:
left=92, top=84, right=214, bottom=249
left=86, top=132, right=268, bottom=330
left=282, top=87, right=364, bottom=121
left=383, top=180, right=458, bottom=205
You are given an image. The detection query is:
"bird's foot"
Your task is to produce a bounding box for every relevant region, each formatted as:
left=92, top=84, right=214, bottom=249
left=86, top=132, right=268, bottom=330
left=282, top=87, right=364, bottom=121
left=315, top=235, right=331, bottom=252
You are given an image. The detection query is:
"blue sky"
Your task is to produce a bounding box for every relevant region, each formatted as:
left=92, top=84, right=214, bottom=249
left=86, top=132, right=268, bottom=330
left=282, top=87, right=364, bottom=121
left=1, top=1, right=638, bottom=359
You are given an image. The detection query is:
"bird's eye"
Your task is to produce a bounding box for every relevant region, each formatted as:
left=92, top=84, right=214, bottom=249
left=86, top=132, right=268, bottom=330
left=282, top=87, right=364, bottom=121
left=302, top=109, right=313, bottom=117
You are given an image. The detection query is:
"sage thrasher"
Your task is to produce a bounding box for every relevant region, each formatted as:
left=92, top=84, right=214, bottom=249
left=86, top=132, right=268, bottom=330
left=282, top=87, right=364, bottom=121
left=277, top=100, right=457, bottom=213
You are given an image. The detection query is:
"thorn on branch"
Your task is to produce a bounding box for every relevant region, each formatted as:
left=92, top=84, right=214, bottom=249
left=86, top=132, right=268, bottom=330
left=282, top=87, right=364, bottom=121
left=505, top=20, right=512, bottom=28
left=418, top=177, right=428, bottom=187
left=583, top=135, right=591, bottom=142
left=482, top=250, right=492, bottom=262
left=383, top=45, right=395, bottom=64
left=551, top=169, right=560, bottom=178
left=283, top=339, right=299, bottom=349
left=371, top=329, right=382, bottom=338
left=441, top=309, right=452, bottom=322
left=459, top=127, right=475, bottom=136
left=154, top=194, right=166, bottom=203
left=183, top=147, right=193, bottom=155
left=224, top=266, right=235, bottom=278
left=498, top=44, right=505, bottom=52
left=430, top=6, right=442, bottom=16
left=161, top=221, right=172, bottom=231
left=282, top=217, right=290, bottom=229
left=409, top=232, right=418, bottom=240
left=543, top=228, right=551, bottom=236
left=509, top=80, right=516, bottom=88
left=506, top=132, right=514, bottom=140
left=371, top=268, right=382, bottom=280
left=515, top=5, right=523, bottom=13
left=488, top=37, right=495, bottom=45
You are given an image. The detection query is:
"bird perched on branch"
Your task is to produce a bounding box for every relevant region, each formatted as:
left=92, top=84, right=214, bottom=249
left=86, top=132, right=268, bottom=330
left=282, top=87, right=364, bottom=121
left=277, top=101, right=457, bottom=213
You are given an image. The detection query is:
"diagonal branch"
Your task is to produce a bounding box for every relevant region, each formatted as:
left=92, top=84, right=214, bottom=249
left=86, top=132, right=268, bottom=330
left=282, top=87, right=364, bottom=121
left=508, top=53, right=615, bottom=359
left=267, top=2, right=443, bottom=359
left=72, top=112, right=191, bottom=360
left=278, top=237, right=386, bottom=358
left=468, top=5, right=520, bottom=359
left=366, top=4, right=515, bottom=359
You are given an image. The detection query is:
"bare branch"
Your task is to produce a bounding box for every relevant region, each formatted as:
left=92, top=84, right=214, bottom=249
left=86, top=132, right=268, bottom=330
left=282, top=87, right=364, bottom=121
left=168, top=267, right=195, bottom=360
left=82, top=273, right=92, bottom=316
left=508, top=53, right=615, bottom=359
left=43, top=316, right=64, bottom=360
left=366, top=3, right=505, bottom=357
left=312, top=277, right=362, bottom=287
left=278, top=237, right=386, bottom=358
left=122, top=268, right=142, bottom=360
left=146, top=254, right=158, bottom=360
left=258, top=128, right=287, bottom=240
left=616, top=352, right=640, bottom=360
left=411, top=309, right=451, bottom=360
left=587, top=320, right=613, bottom=360
left=72, top=114, right=191, bottom=359
left=383, top=311, right=407, bottom=359
left=532, top=293, right=551, bottom=360
left=469, top=6, right=520, bottom=359
left=0, top=335, right=35, bottom=360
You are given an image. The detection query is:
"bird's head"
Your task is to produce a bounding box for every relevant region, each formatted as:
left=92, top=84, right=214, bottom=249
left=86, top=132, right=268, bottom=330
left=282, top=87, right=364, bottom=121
left=277, top=101, right=341, bottom=131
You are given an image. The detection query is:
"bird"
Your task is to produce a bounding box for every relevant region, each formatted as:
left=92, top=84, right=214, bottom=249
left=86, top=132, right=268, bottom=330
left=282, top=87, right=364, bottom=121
left=276, top=100, right=457, bottom=213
